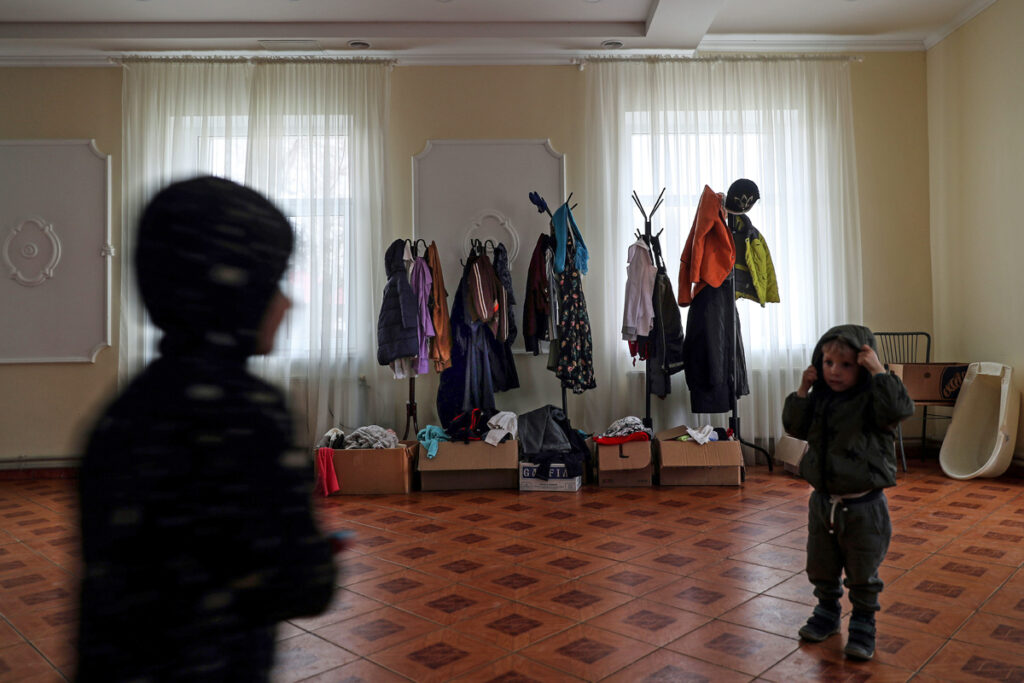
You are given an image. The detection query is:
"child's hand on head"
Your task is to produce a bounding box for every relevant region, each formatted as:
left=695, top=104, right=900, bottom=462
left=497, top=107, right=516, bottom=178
left=798, top=365, right=817, bottom=397
left=858, top=345, right=885, bottom=375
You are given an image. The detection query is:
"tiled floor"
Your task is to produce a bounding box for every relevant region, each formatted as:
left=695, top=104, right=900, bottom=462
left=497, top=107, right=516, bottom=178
left=2, top=457, right=1024, bottom=681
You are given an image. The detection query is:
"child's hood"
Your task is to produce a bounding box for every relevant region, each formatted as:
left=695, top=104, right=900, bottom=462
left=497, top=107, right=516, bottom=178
left=811, top=324, right=877, bottom=390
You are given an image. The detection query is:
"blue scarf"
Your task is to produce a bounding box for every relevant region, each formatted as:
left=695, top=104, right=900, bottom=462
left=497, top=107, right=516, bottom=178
left=552, top=202, right=589, bottom=275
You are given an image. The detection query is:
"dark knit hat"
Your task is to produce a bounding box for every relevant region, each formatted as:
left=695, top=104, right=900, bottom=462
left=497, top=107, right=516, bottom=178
left=725, top=178, right=760, bottom=214
left=135, top=176, right=294, bottom=358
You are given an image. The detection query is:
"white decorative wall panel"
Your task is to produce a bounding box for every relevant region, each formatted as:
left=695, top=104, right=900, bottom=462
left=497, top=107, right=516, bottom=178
left=0, top=140, right=113, bottom=363
left=413, top=139, right=565, bottom=353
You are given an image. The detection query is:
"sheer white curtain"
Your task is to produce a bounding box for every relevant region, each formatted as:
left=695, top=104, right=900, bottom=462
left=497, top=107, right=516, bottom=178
left=121, top=58, right=393, bottom=446
left=582, top=58, right=862, bottom=454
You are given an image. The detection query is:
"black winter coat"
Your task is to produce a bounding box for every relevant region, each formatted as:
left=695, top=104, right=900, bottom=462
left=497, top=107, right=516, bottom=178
left=682, top=281, right=749, bottom=413
left=783, top=324, right=915, bottom=495
left=377, top=238, right=420, bottom=365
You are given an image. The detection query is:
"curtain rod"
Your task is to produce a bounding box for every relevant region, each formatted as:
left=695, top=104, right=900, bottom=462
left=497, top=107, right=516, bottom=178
left=574, top=53, right=863, bottom=68
left=117, top=55, right=397, bottom=67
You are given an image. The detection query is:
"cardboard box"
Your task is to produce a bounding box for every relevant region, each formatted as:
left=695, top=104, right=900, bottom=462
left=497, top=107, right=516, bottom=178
left=889, top=363, right=969, bottom=404
left=655, top=426, right=744, bottom=486
left=596, top=440, right=653, bottom=487
left=419, top=439, right=519, bottom=491
left=774, top=435, right=807, bottom=475
left=519, top=462, right=582, bottom=492
left=331, top=440, right=417, bottom=495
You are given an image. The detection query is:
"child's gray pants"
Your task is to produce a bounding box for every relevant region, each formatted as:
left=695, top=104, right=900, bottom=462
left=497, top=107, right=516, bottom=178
left=806, top=489, right=891, bottom=613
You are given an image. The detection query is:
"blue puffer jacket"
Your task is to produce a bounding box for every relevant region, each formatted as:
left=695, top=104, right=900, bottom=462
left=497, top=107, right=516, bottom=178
left=376, top=239, right=419, bottom=365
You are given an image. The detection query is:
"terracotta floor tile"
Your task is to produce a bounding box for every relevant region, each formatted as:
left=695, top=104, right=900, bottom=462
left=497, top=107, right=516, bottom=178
left=768, top=528, right=808, bottom=551
left=920, top=639, right=1024, bottom=681
left=434, top=528, right=520, bottom=553
left=462, top=564, right=567, bottom=601
left=628, top=546, right=721, bottom=577
left=762, top=575, right=820, bottom=609
left=729, top=542, right=806, bottom=572
left=519, top=548, right=617, bottom=579
left=665, top=618, right=799, bottom=676
left=0, top=619, right=25, bottom=649
left=394, top=583, right=511, bottom=626
left=346, top=567, right=453, bottom=603
left=0, top=642, right=63, bottom=681
left=760, top=641, right=914, bottom=682
left=368, top=628, right=507, bottom=682
left=414, top=550, right=509, bottom=582
left=276, top=622, right=303, bottom=640
left=295, top=657, right=410, bottom=682
left=288, top=588, right=384, bottom=631
left=876, top=591, right=975, bottom=637
left=952, top=611, right=1024, bottom=656
left=336, top=553, right=404, bottom=586
left=669, top=532, right=759, bottom=560
left=370, top=540, right=454, bottom=568
left=346, top=528, right=407, bottom=555
left=270, top=632, right=359, bottom=682
left=906, top=553, right=1015, bottom=587
left=701, top=559, right=795, bottom=594
left=26, top=630, right=76, bottom=672
left=585, top=597, right=710, bottom=646
left=451, top=653, right=585, bottom=681
left=887, top=566, right=999, bottom=608
left=519, top=578, right=633, bottom=621
left=451, top=601, right=575, bottom=650
left=887, top=526, right=952, bottom=555
left=979, top=584, right=1024, bottom=622
left=600, top=648, right=753, bottom=683
left=582, top=562, right=680, bottom=597
left=880, top=546, right=931, bottom=571
left=867, top=617, right=947, bottom=672
left=518, top=623, right=656, bottom=680
left=606, top=521, right=697, bottom=546
left=572, top=535, right=659, bottom=562
left=644, top=576, right=757, bottom=618
left=719, top=594, right=814, bottom=639
left=313, top=605, right=441, bottom=655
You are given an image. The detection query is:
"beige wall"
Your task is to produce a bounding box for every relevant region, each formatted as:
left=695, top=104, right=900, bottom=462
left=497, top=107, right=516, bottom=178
left=850, top=53, right=932, bottom=333
left=0, top=68, right=122, bottom=463
left=927, top=0, right=1024, bottom=446
left=0, top=55, right=935, bottom=459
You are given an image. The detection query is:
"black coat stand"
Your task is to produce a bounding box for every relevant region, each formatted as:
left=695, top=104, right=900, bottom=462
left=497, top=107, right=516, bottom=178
left=630, top=188, right=666, bottom=429
left=401, top=238, right=428, bottom=440
left=725, top=209, right=773, bottom=471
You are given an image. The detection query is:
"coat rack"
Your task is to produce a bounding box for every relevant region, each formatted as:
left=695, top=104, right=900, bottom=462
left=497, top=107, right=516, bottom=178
left=528, top=190, right=578, bottom=414
left=724, top=181, right=773, bottom=471
left=631, top=188, right=666, bottom=429
left=402, top=238, right=429, bottom=440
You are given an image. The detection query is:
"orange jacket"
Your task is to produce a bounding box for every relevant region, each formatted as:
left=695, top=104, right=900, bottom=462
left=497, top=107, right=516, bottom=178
left=677, top=185, right=735, bottom=306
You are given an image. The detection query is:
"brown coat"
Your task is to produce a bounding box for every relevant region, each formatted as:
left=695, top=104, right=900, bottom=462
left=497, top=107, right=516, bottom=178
left=426, top=242, right=453, bottom=372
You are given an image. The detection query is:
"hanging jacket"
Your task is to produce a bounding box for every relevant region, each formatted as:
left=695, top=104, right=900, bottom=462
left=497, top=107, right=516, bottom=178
left=426, top=241, right=453, bottom=372
left=488, top=243, right=520, bottom=391
left=783, top=325, right=914, bottom=495
left=682, top=282, right=749, bottom=414
left=409, top=256, right=436, bottom=375
left=523, top=234, right=552, bottom=355
left=622, top=239, right=657, bottom=341
left=555, top=229, right=596, bottom=394
left=552, top=202, right=589, bottom=275
left=730, top=213, right=780, bottom=307
left=465, top=249, right=504, bottom=340
left=377, top=239, right=420, bottom=366
left=648, top=236, right=684, bottom=397
left=678, top=185, right=735, bottom=306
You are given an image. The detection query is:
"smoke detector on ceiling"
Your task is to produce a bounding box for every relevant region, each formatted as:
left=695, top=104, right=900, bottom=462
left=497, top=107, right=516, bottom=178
left=257, top=39, right=323, bottom=52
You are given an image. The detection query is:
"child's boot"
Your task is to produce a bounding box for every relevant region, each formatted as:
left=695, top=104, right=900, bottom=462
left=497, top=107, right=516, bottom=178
left=844, top=610, right=876, bottom=660
left=798, top=601, right=841, bottom=642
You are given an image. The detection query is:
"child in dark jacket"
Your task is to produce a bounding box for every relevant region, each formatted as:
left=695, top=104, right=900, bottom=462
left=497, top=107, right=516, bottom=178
left=77, top=177, right=337, bottom=681
left=782, top=324, right=914, bottom=661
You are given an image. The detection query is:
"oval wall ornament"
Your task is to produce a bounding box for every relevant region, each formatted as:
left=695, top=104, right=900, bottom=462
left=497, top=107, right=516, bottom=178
left=2, top=217, right=62, bottom=287
left=464, top=209, right=520, bottom=265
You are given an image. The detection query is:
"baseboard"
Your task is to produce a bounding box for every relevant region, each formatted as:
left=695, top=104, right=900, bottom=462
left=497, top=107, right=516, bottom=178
left=0, top=454, right=81, bottom=478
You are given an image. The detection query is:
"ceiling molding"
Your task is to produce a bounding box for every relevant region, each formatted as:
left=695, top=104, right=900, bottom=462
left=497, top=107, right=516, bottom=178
left=699, top=34, right=926, bottom=53
left=923, top=0, right=998, bottom=50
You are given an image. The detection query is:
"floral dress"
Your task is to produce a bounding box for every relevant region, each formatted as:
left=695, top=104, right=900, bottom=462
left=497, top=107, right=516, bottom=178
left=556, top=234, right=596, bottom=393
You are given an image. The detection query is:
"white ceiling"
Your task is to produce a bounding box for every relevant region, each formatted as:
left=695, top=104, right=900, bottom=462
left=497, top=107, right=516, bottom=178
left=0, top=0, right=999, bottom=65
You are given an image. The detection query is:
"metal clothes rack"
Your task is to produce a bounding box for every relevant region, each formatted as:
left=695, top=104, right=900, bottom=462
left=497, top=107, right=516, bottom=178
left=725, top=199, right=773, bottom=471
left=401, top=237, right=429, bottom=440
left=630, top=188, right=666, bottom=429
